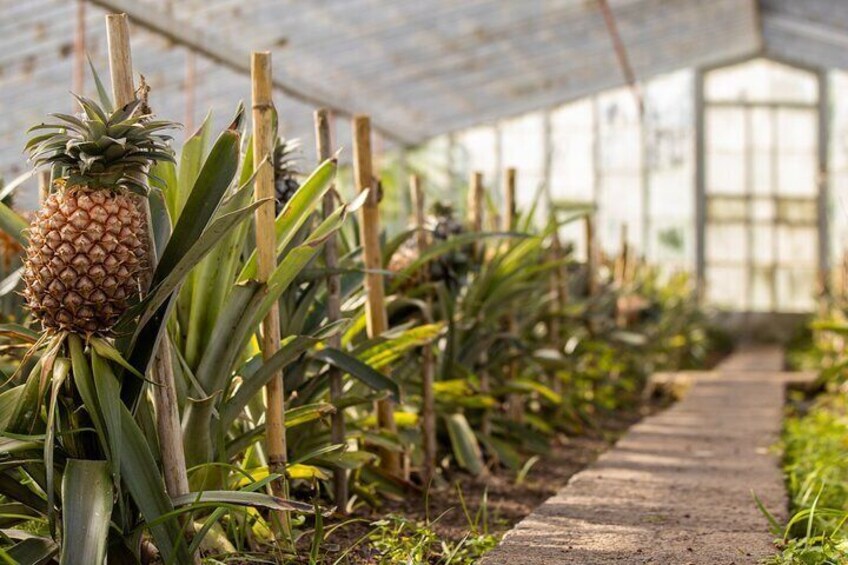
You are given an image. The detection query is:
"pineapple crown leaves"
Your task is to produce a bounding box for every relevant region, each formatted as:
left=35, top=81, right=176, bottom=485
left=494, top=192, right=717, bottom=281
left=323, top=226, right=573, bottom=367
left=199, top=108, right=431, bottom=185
left=273, top=136, right=301, bottom=177
left=24, top=94, right=179, bottom=195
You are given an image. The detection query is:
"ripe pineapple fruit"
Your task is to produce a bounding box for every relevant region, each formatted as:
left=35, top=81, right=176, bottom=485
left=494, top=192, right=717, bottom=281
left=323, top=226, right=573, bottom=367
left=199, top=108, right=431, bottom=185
left=273, top=137, right=301, bottom=215
left=22, top=95, right=176, bottom=336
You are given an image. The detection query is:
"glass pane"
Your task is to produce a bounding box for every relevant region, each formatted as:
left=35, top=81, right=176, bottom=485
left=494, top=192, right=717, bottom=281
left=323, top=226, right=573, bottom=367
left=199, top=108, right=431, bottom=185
left=705, top=58, right=818, bottom=104
left=707, top=108, right=745, bottom=151
left=707, top=224, right=747, bottom=263
left=752, top=225, right=775, bottom=263
left=777, top=267, right=816, bottom=312
left=752, top=152, right=773, bottom=195
left=778, top=109, right=816, bottom=152
left=778, top=154, right=817, bottom=196
left=776, top=198, right=817, bottom=226
left=707, top=152, right=745, bottom=194
left=750, top=266, right=775, bottom=311
left=777, top=226, right=817, bottom=266
left=707, top=266, right=747, bottom=309
left=752, top=198, right=775, bottom=223
left=708, top=196, right=747, bottom=223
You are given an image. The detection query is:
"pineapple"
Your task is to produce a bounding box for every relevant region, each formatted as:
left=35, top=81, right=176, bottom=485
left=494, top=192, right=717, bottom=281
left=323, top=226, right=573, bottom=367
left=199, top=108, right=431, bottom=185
left=22, top=95, right=176, bottom=336
left=388, top=201, right=470, bottom=291
left=272, top=137, right=301, bottom=215
left=428, top=202, right=471, bottom=289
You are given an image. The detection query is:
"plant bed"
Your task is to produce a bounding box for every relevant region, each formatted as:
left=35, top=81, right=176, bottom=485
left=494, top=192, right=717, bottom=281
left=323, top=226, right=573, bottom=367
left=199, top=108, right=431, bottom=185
left=288, top=405, right=653, bottom=564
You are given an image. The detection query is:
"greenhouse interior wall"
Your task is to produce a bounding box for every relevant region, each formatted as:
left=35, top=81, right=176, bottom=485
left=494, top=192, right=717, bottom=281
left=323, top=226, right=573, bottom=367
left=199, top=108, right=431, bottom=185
left=410, top=58, right=848, bottom=328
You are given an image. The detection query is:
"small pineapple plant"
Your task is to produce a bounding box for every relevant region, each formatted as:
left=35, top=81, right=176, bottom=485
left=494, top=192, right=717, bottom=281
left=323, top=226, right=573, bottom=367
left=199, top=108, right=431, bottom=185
left=273, top=136, right=301, bottom=215
left=389, top=201, right=471, bottom=292
left=23, top=95, right=176, bottom=336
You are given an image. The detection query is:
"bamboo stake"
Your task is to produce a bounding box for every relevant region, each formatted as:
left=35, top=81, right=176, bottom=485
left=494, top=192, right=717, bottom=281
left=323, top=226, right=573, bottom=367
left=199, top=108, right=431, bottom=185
left=37, top=170, right=51, bottom=205
left=105, top=12, right=191, bottom=505
left=585, top=214, right=598, bottom=297
left=841, top=250, right=848, bottom=302
left=411, top=175, right=436, bottom=483
left=184, top=51, right=196, bottom=133
left=504, top=168, right=516, bottom=232
left=467, top=172, right=491, bottom=436
left=467, top=171, right=483, bottom=259
left=73, top=0, right=86, bottom=95
left=616, top=223, right=629, bottom=286
left=548, top=229, right=567, bottom=396
left=353, top=115, right=400, bottom=476
left=314, top=108, right=348, bottom=510
left=503, top=168, right=522, bottom=422
left=250, top=52, right=289, bottom=510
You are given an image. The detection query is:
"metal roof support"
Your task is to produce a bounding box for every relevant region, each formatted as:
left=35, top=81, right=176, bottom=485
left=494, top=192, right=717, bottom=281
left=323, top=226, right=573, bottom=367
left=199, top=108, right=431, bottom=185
left=542, top=109, right=554, bottom=220
left=640, top=107, right=650, bottom=260
left=817, top=67, right=830, bottom=308
left=597, top=0, right=643, bottom=114
left=72, top=0, right=86, bottom=95
left=694, top=68, right=706, bottom=302
left=84, top=0, right=415, bottom=145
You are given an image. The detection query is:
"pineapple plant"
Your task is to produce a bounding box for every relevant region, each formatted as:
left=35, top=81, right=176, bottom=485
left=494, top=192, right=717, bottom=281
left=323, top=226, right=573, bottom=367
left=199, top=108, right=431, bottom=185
left=23, top=95, right=176, bottom=336
left=273, top=136, right=301, bottom=215
left=388, top=201, right=472, bottom=293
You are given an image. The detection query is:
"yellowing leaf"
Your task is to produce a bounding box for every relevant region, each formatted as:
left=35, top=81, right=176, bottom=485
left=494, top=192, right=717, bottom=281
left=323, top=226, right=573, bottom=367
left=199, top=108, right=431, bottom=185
left=286, top=464, right=329, bottom=481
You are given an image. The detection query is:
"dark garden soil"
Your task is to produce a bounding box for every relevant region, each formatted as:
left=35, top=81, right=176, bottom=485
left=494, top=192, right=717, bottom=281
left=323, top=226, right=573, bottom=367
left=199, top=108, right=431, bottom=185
left=317, top=404, right=656, bottom=564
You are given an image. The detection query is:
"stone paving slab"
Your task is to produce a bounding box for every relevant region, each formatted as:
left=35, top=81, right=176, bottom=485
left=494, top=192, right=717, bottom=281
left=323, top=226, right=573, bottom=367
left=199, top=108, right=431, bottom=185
left=482, top=346, right=816, bottom=565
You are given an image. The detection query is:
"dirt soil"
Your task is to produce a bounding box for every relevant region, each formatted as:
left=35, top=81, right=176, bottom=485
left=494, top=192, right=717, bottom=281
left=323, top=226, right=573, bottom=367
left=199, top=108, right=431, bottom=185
left=317, top=405, right=655, bottom=564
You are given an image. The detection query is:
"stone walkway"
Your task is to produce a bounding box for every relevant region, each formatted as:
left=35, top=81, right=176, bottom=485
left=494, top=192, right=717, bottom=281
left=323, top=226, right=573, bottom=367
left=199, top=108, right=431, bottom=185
left=482, top=346, right=814, bottom=564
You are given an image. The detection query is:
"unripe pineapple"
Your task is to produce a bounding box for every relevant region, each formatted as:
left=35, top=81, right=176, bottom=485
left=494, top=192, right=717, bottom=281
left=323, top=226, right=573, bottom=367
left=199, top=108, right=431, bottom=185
left=273, top=137, right=301, bottom=215
left=22, top=95, right=176, bottom=336
left=388, top=201, right=470, bottom=291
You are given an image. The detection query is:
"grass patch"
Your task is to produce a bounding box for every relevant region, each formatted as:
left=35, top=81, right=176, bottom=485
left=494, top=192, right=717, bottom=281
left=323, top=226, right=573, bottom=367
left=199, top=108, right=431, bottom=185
left=765, top=390, right=848, bottom=564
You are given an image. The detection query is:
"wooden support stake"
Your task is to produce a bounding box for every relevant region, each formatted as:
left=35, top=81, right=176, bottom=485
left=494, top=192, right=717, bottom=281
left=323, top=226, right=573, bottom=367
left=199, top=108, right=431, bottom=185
left=548, top=229, right=568, bottom=396
left=37, top=170, right=51, bottom=205
left=73, top=0, right=86, bottom=95
left=105, top=12, right=191, bottom=505
left=504, top=168, right=517, bottom=232
left=314, top=108, right=348, bottom=510
left=184, top=51, right=196, bottom=133
left=353, top=115, right=401, bottom=476
left=585, top=214, right=598, bottom=297
left=411, top=174, right=436, bottom=483
left=467, top=171, right=491, bottom=436
left=616, top=223, right=629, bottom=286
left=468, top=171, right=483, bottom=260
left=503, top=168, right=522, bottom=422
left=251, top=52, right=289, bottom=508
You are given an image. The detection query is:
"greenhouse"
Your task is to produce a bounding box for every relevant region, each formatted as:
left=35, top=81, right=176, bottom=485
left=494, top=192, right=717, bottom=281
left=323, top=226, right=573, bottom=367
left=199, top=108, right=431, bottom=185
left=0, top=0, right=845, bottom=563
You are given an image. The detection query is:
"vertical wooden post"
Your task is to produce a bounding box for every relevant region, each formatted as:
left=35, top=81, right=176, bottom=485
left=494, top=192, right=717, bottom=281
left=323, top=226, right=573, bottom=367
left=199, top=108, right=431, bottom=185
left=105, top=14, right=192, bottom=509
left=585, top=214, right=598, bottom=297
left=314, top=108, right=348, bottom=510
left=549, top=228, right=568, bottom=395
left=37, top=170, right=51, bottom=205
left=504, top=168, right=517, bottom=231
left=841, top=250, right=848, bottom=302
left=468, top=171, right=484, bottom=232
left=467, top=171, right=491, bottom=436
left=353, top=115, right=401, bottom=476
left=73, top=0, right=85, bottom=95
left=616, top=223, right=629, bottom=286
left=503, top=168, right=522, bottom=421
left=184, top=51, right=196, bottom=133
left=411, top=175, right=436, bottom=483
left=251, top=52, right=289, bottom=510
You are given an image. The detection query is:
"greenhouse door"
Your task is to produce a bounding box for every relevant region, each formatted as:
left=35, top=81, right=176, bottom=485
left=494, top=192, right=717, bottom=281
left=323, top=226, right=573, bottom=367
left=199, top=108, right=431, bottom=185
left=699, top=59, right=825, bottom=313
